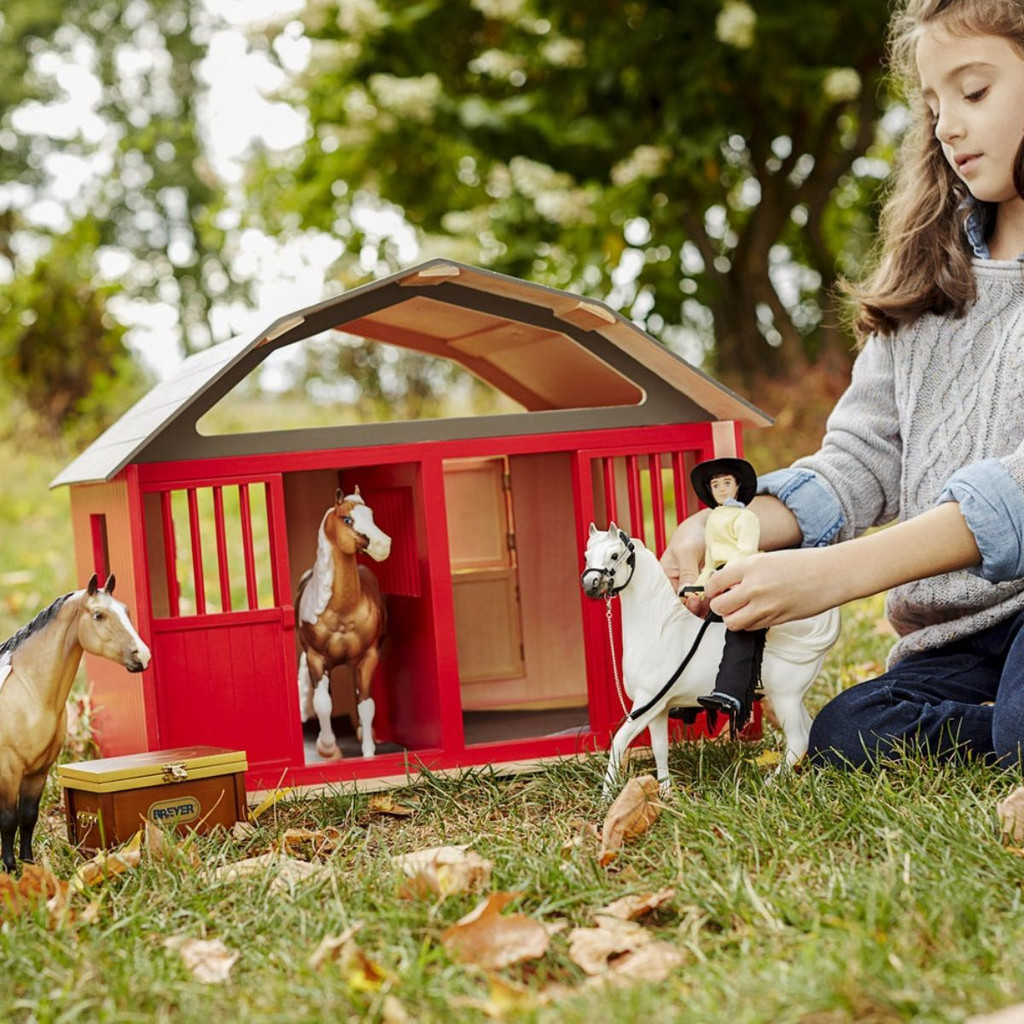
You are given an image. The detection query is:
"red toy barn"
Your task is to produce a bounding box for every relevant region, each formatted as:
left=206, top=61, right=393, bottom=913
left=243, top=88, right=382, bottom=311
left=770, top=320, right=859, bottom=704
left=53, top=259, right=771, bottom=792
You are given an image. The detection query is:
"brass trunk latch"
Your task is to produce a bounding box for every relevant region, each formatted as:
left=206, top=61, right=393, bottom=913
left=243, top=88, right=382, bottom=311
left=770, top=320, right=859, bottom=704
left=161, top=761, right=189, bottom=782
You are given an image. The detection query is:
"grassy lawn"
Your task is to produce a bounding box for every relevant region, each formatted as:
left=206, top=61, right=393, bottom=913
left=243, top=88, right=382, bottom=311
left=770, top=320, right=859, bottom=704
left=1, top=437, right=1022, bottom=1023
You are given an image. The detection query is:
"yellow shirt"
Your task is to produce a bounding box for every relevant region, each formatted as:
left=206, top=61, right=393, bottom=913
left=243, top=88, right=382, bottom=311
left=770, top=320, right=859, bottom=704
left=696, top=503, right=761, bottom=586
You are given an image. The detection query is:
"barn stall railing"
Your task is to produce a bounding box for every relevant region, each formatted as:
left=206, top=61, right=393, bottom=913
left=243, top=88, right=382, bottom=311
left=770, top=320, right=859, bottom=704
left=584, top=441, right=717, bottom=554
left=140, top=476, right=289, bottom=620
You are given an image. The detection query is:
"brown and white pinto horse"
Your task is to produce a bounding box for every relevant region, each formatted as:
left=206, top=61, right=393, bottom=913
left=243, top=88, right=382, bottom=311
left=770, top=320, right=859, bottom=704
left=0, top=573, right=151, bottom=871
left=296, top=487, right=391, bottom=759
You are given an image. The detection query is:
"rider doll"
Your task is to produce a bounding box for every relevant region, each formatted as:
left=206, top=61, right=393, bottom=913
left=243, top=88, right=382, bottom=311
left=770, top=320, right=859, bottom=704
left=681, top=458, right=766, bottom=731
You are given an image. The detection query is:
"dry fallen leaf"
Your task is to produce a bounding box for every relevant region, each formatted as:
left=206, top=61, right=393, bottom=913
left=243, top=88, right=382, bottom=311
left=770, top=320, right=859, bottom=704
left=394, top=845, right=492, bottom=898
left=73, top=838, right=143, bottom=890
left=144, top=821, right=201, bottom=868
left=305, top=917, right=389, bottom=987
left=588, top=941, right=685, bottom=987
left=441, top=892, right=550, bottom=970
left=0, top=863, right=68, bottom=919
left=568, top=917, right=652, bottom=975
left=368, top=794, right=415, bottom=817
left=247, top=787, right=293, bottom=822
left=210, top=853, right=331, bottom=894
left=997, top=787, right=1024, bottom=844
left=598, top=775, right=662, bottom=866
left=455, top=975, right=541, bottom=1018
left=279, top=826, right=343, bottom=859
left=232, top=820, right=257, bottom=841
left=309, top=922, right=364, bottom=970
left=164, top=936, right=239, bottom=984
left=596, top=887, right=675, bottom=921
left=309, top=923, right=390, bottom=991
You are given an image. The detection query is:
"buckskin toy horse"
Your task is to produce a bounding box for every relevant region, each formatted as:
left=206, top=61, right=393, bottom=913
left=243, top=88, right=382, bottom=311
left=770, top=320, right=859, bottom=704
left=296, top=487, right=391, bottom=759
left=0, top=573, right=151, bottom=871
left=581, top=524, right=839, bottom=798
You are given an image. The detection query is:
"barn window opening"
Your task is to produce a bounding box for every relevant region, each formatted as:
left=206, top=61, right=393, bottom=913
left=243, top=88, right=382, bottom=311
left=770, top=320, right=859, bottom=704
left=196, top=298, right=643, bottom=436
left=143, top=482, right=277, bottom=618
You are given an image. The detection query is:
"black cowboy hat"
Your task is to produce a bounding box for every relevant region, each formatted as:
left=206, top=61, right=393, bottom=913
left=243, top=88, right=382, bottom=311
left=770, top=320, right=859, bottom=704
left=690, top=457, right=757, bottom=508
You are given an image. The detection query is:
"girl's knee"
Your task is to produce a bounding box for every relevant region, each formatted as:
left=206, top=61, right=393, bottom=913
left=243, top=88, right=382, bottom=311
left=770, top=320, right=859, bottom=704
left=807, top=684, right=890, bottom=769
left=992, top=718, right=1024, bottom=769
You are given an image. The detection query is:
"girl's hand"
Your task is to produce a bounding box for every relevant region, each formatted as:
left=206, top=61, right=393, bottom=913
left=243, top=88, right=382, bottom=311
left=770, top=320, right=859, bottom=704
left=659, top=509, right=711, bottom=615
left=704, top=547, right=845, bottom=630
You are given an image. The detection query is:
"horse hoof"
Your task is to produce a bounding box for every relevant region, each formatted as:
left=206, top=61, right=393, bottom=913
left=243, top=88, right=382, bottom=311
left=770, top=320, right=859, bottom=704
left=316, top=741, right=343, bottom=761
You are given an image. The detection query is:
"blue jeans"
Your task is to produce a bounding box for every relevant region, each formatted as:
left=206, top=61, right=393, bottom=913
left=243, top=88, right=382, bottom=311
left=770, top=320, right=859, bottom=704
left=808, top=610, right=1024, bottom=768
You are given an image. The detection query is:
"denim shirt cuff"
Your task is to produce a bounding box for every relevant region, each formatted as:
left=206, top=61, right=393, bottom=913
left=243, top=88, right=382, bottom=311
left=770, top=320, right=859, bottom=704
left=756, top=468, right=845, bottom=548
left=939, top=459, right=1024, bottom=582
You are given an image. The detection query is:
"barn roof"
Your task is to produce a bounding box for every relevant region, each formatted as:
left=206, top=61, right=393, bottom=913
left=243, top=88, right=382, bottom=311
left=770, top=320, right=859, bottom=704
left=52, top=259, right=770, bottom=488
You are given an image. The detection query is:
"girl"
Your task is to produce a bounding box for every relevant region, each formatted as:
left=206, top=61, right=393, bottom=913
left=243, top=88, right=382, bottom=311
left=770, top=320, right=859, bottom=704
left=661, top=0, right=1024, bottom=768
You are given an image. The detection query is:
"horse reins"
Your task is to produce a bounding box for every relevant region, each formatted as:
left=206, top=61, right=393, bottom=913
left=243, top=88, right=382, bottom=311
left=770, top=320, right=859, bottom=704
left=589, top=530, right=713, bottom=721
left=626, top=615, right=714, bottom=722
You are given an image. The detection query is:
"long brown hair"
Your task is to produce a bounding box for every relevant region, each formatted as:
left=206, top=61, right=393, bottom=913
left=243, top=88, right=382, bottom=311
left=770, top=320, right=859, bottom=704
left=851, top=0, right=1024, bottom=340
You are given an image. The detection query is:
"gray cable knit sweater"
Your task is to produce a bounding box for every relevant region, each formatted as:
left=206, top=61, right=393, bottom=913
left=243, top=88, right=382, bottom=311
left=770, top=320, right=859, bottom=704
left=793, top=260, right=1024, bottom=667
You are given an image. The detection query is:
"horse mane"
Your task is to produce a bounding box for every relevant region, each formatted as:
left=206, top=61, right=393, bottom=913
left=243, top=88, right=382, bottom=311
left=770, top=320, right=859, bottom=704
left=306, top=509, right=337, bottom=621
left=0, top=591, right=74, bottom=667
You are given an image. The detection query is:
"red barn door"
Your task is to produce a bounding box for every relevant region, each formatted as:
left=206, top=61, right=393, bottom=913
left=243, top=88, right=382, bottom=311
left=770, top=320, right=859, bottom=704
left=141, top=474, right=302, bottom=774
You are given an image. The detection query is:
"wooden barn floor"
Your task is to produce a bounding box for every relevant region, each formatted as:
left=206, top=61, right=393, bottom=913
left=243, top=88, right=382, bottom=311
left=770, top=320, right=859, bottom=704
left=301, top=706, right=589, bottom=764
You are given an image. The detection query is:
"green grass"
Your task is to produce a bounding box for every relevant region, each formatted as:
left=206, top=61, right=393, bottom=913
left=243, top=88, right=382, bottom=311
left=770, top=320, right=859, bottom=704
left=2, top=437, right=1022, bottom=1023
left=6, top=751, right=1024, bottom=1023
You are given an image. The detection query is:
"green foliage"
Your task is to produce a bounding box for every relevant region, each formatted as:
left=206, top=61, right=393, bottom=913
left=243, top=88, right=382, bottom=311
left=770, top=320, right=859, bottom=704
left=248, top=0, right=894, bottom=382
left=68, top=0, right=239, bottom=353
left=0, top=220, right=144, bottom=440
left=0, top=0, right=237, bottom=361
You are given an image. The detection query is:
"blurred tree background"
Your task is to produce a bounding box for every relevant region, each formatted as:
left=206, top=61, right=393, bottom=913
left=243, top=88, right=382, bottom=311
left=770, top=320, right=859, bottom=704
left=0, top=0, right=900, bottom=461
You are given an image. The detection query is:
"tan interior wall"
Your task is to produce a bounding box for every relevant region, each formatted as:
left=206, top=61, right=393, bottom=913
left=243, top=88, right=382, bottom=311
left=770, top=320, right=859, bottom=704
left=458, top=452, right=587, bottom=711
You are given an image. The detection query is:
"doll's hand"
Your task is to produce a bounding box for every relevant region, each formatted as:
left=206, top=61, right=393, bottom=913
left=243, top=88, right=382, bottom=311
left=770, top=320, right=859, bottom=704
left=704, top=548, right=843, bottom=630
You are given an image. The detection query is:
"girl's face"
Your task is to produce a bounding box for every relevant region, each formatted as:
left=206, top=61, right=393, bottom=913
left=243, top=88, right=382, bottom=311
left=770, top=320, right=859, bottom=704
left=917, top=27, right=1024, bottom=206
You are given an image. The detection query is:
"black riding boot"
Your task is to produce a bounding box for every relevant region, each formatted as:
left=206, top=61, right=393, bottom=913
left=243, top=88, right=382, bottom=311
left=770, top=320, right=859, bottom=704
left=697, top=619, right=766, bottom=732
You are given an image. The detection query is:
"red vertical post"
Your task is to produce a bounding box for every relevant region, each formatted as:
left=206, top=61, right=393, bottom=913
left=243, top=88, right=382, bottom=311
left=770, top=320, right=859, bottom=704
left=264, top=479, right=290, bottom=608
left=212, top=486, right=232, bottom=613
left=239, top=484, right=259, bottom=610
left=160, top=490, right=180, bottom=618
left=602, top=457, right=618, bottom=525
left=672, top=450, right=690, bottom=522
left=626, top=454, right=644, bottom=541
left=648, top=453, right=666, bottom=554
left=186, top=488, right=206, bottom=616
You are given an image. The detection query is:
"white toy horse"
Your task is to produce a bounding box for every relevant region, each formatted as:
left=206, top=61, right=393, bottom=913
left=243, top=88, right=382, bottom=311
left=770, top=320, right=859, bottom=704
left=581, top=524, right=840, bottom=798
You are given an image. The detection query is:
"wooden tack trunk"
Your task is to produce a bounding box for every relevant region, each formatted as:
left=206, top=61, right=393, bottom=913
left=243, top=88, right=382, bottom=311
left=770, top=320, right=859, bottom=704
left=57, top=745, right=248, bottom=853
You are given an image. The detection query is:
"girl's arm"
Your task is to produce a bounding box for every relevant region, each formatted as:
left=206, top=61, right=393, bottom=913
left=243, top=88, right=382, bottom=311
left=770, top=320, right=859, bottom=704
left=660, top=495, right=803, bottom=613
left=704, top=501, right=982, bottom=630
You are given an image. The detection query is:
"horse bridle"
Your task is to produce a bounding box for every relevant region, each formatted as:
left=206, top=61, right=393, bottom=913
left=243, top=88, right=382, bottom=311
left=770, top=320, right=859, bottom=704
left=580, top=530, right=637, bottom=597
